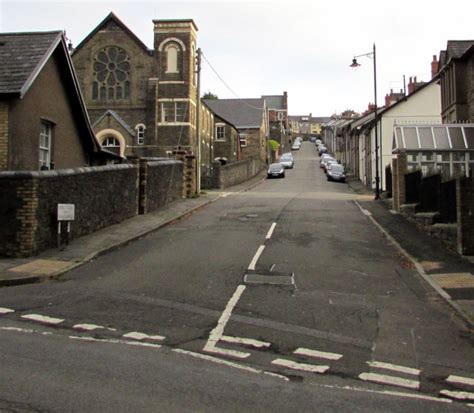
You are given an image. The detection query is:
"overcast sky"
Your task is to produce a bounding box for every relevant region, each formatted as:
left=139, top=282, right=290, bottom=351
left=1, top=0, right=474, bottom=116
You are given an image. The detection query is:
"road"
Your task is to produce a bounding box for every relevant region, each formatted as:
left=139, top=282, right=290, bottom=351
left=0, top=141, right=473, bottom=411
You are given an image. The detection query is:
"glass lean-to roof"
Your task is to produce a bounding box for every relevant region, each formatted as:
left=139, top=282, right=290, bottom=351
left=393, top=124, right=474, bottom=152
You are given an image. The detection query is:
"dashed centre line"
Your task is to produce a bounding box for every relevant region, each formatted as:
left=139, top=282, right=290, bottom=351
left=21, top=314, right=64, bottom=325
left=367, top=361, right=420, bottom=376
left=272, top=358, right=330, bottom=374
left=359, top=372, right=420, bottom=390
left=446, top=374, right=474, bottom=386
left=439, top=390, right=474, bottom=401
left=123, top=332, right=165, bottom=341
left=294, top=347, right=343, bottom=360
left=265, top=223, right=277, bottom=239
left=248, top=246, right=265, bottom=270
left=73, top=324, right=105, bottom=331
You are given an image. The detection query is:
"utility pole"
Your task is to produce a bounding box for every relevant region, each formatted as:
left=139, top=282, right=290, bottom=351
left=195, top=48, right=202, bottom=194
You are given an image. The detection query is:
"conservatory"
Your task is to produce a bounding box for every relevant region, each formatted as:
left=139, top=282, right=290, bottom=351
left=392, top=124, right=474, bottom=178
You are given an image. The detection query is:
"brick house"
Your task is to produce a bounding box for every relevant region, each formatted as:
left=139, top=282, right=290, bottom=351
left=262, top=92, right=289, bottom=153
left=0, top=31, right=115, bottom=171
left=72, top=12, right=202, bottom=161
left=435, top=41, right=474, bottom=123
left=203, top=98, right=269, bottom=169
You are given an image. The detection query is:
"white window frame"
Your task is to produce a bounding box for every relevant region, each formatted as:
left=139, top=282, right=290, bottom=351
left=165, top=45, right=179, bottom=74
left=161, top=102, right=188, bottom=123
left=215, top=123, right=226, bottom=141
left=39, top=122, right=52, bottom=170
left=277, top=111, right=284, bottom=121
left=239, top=133, right=248, bottom=148
left=135, top=124, right=146, bottom=145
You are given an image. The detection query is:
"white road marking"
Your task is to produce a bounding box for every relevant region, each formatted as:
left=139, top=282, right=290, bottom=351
left=248, top=245, right=265, bottom=270
left=265, top=223, right=277, bottom=239
left=123, top=332, right=165, bottom=341
left=205, top=345, right=250, bottom=359
left=271, top=358, right=329, bottom=374
left=359, top=372, right=420, bottom=390
left=221, top=335, right=271, bottom=348
left=21, top=314, right=64, bottom=325
left=264, top=372, right=290, bottom=381
left=361, top=209, right=372, bottom=216
left=73, top=324, right=105, bottom=331
left=367, top=361, right=420, bottom=376
left=203, top=284, right=246, bottom=352
left=0, top=307, right=15, bottom=314
left=446, top=374, right=474, bottom=387
left=69, top=336, right=162, bottom=349
left=439, top=390, right=474, bottom=401
left=294, top=347, right=343, bottom=360
left=0, top=326, right=34, bottom=333
left=221, top=192, right=232, bottom=198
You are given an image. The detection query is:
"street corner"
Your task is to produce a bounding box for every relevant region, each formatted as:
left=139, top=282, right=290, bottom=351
left=6, top=259, right=74, bottom=277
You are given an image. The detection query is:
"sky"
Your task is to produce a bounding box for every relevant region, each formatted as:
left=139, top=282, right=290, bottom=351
left=1, top=0, right=474, bottom=117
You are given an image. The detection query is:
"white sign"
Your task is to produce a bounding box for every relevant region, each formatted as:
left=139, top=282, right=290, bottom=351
left=57, top=204, right=75, bottom=221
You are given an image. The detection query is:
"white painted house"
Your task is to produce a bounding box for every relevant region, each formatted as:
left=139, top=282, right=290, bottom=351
left=364, top=77, right=441, bottom=191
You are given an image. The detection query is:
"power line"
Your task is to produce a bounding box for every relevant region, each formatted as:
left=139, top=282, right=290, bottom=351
left=201, top=51, right=265, bottom=111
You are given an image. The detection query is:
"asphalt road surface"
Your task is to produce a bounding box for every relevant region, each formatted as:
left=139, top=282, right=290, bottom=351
left=0, top=142, right=473, bottom=412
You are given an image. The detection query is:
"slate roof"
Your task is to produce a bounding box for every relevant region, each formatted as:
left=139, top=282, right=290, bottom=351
left=93, top=110, right=135, bottom=136
left=289, top=115, right=331, bottom=123
left=262, top=95, right=284, bottom=110
left=203, top=98, right=266, bottom=129
left=73, top=12, right=152, bottom=55
left=446, top=40, right=474, bottom=60
left=0, top=31, right=62, bottom=96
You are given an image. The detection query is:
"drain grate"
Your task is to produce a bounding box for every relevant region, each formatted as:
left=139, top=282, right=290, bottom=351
left=244, top=270, right=295, bottom=287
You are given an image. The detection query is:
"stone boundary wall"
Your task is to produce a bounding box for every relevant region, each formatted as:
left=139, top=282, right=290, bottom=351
left=207, top=158, right=257, bottom=189
left=0, top=164, right=139, bottom=257
left=140, top=159, right=183, bottom=214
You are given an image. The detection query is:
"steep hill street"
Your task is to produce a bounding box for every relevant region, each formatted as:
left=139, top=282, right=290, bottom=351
left=0, top=142, right=473, bottom=411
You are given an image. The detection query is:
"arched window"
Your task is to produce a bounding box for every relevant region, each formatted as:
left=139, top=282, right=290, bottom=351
left=135, top=124, right=146, bottom=145
left=92, top=46, right=131, bottom=100
left=166, top=45, right=179, bottom=73
left=101, top=136, right=121, bottom=155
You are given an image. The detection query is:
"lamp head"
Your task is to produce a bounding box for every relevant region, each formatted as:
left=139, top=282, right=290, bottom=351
left=350, top=58, right=360, bottom=68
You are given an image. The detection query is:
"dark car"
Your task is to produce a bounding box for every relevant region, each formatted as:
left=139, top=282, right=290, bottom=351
left=327, top=164, right=346, bottom=182
left=267, top=163, right=285, bottom=178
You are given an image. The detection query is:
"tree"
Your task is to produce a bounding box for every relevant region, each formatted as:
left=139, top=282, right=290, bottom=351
left=202, top=91, right=218, bottom=100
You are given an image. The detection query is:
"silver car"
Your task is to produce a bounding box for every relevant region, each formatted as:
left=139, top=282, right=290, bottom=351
left=280, top=155, right=294, bottom=169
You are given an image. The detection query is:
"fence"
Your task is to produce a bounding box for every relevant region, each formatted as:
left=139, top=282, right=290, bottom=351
left=405, top=170, right=422, bottom=203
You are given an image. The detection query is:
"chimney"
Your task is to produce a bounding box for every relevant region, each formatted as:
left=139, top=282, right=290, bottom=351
left=283, top=91, right=288, bottom=110
left=385, top=93, right=391, bottom=107
left=408, top=76, right=414, bottom=94
left=431, top=55, right=438, bottom=78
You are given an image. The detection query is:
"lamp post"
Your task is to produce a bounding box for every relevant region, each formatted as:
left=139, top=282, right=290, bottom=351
left=350, top=43, right=380, bottom=200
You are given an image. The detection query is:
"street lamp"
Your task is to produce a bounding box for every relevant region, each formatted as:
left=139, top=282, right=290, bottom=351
left=350, top=43, right=380, bottom=200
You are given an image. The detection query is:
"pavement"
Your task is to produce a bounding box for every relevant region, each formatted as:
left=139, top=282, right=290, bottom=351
left=1, top=170, right=473, bottom=328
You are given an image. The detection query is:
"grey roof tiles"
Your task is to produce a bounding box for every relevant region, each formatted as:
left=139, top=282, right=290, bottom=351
left=203, top=98, right=265, bottom=129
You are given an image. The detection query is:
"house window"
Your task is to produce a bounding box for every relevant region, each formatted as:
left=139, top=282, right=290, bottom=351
left=101, top=136, right=121, bottom=155
left=216, top=124, right=225, bottom=141
left=39, top=122, right=52, bottom=170
left=92, top=46, right=131, bottom=101
left=239, top=133, right=248, bottom=147
left=166, top=45, right=179, bottom=73
left=161, top=102, right=188, bottom=123
left=277, top=111, right=284, bottom=121
left=136, top=124, right=146, bottom=145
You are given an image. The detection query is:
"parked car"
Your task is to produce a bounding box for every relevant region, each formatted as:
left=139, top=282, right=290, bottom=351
left=280, top=154, right=294, bottom=169
left=315, top=139, right=322, bottom=146
left=318, top=146, right=328, bottom=155
left=320, top=155, right=335, bottom=169
left=291, top=142, right=301, bottom=150
left=267, top=163, right=285, bottom=178
left=309, top=137, right=316, bottom=143
left=324, top=159, right=339, bottom=173
left=282, top=152, right=293, bottom=159
left=327, top=163, right=346, bottom=182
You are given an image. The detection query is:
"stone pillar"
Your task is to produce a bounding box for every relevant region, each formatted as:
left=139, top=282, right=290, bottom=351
left=456, top=176, right=474, bottom=255
left=16, top=177, right=39, bottom=257
left=0, top=101, right=9, bottom=171
left=183, top=154, right=197, bottom=197
left=392, top=152, right=407, bottom=212
left=138, top=159, right=148, bottom=215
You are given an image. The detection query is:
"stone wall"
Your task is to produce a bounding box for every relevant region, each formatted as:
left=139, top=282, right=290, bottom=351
left=457, top=176, right=474, bottom=255
left=0, top=101, right=8, bottom=171
left=205, top=158, right=257, bottom=189
left=139, top=159, right=183, bottom=214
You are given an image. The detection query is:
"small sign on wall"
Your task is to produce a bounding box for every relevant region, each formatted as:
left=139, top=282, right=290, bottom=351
left=57, top=203, right=75, bottom=221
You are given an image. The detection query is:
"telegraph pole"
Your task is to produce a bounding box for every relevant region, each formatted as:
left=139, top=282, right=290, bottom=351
left=195, top=48, right=202, bottom=194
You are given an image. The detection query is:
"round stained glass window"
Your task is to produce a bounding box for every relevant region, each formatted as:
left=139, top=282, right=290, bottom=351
left=92, top=46, right=130, bottom=100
